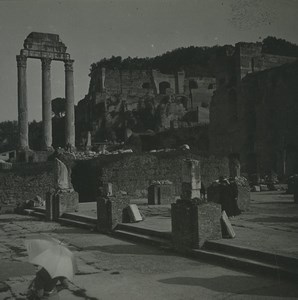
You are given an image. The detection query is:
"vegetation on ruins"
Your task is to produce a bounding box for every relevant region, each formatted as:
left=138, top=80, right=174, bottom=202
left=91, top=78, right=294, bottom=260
left=90, top=36, right=298, bottom=77
left=0, top=99, right=68, bottom=152
left=262, top=36, right=298, bottom=57
left=89, top=46, right=219, bottom=77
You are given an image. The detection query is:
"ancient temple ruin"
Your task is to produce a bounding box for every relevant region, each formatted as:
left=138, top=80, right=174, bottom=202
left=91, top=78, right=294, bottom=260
left=16, top=32, right=75, bottom=152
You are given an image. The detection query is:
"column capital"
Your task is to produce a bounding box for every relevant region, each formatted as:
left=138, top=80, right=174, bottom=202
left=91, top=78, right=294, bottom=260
left=41, top=57, right=52, bottom=71
left=64, top=59, right=74, bottom=72
left=16, top=55, right=27, bottom=68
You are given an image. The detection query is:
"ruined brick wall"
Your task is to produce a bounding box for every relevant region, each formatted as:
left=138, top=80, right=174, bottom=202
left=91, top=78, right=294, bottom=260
left=185, top=77, right=216, bottom=109
left=140, top=125, right=209, bottom=153
left=209, top=86, right=238, bottom=157
left=235, top=42, right=298, bottom=84
left=0, top=162, right=56, bottom=213
left=210, top=60, right=298, bottom=177
left=72, top=152, right=229, bottom=201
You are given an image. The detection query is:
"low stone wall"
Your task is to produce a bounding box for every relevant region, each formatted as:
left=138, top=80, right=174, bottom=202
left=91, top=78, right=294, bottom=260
left=0, top=162, right=56, bottom=213
left=72, top=151, right=229, bottom=201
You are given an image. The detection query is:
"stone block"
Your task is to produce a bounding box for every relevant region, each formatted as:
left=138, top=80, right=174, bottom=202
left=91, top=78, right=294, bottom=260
left=182, top=159, right=201, bottom=190
left=53, top=189, right=79, bottom=218
left=159, top=183, right=175, bottom=204
left=260, top=184, right=269, bottom=191
left=148, top=183, right=175, bottom=205
left=97, top=192, right=130, bottom=232
left=55, top=158, right=70, bottom=190
left=45, top=192, right=54, bottom=221
left=181, top=182, right=201, bottom=201
left=127, top=204, right=142, bottom=222
left=234, top=177, right=250, bottom=211
left=252, top=185, right=261, bottom=192
left=221, top=210, right=236, bottom=238
left=148, top=184, right=159, bottom=205
left=171, top=201, right=221, bottom=250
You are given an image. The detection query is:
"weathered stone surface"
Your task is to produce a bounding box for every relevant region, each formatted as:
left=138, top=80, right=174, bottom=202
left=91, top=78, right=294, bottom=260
left=171, top=201, right=222, bottom=249
left=73, top=152, right=229, bottom=202
left=55, top=158, right=69, bottom=190
left=17, top=32, right=74, bottom=153
left=148, top=182, right=175, bottom=205
left=53, top=189, right=79, bottom=218
left=0, top=162, right=56, bottom=213
left=210, top=44, right=298, bottom=178
left=234, top=177, right=250, bottom=211
left=97, top=192, right=130, bottom=232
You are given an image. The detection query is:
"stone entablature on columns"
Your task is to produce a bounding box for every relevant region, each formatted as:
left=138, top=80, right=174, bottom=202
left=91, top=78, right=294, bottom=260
left=16, top=32, right=75, bottom=153
left=16, top=55, right=29, bottom=150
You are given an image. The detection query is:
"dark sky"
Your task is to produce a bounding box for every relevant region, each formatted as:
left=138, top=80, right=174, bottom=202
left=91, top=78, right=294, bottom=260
left=0, top=0, right=298, bottom=121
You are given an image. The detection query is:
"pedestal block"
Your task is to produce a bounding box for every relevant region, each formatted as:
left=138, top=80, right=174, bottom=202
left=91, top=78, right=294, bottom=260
left=181, top=159, right=201, bottom=201
left=51, top=189, right=79, bottom=220
left=45, top=191, right=54, bottom=221
left=171, top=200, right=222, bottom=250
left=97, top=192, right=130, bottom=232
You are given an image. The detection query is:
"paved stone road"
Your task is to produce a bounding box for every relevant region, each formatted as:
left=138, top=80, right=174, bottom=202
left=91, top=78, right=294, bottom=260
left=1, top=214, right=298, bottom=300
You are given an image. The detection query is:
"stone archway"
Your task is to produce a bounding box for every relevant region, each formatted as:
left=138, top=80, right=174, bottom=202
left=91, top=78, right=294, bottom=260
left=16, top=32, right=75, bottom=151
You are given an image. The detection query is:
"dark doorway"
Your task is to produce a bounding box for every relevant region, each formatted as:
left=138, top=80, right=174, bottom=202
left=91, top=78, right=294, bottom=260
left=159, top=81, right=170, bottom=94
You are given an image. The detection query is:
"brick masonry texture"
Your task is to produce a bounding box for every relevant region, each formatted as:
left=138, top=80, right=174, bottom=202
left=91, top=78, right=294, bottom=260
left=210, top=42, right=298, bottom=178
left=171, top=201, right=222, bottom=249
left=0, top=162, right=56, bottom=213
left=97, top=193, right=130, bottom=231
left=72, top=151, right=229, bottom=202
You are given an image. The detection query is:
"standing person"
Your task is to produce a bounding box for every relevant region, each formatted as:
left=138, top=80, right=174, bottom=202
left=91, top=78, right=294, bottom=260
left=28, top=266, right=60, bottom=300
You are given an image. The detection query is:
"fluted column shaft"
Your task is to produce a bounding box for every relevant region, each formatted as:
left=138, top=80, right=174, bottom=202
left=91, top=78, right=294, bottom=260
left=17, top=55, right=29, bottom=150
left=41, top=58, right=53, bottom=150
left=64, top=59, right=75, bottom=149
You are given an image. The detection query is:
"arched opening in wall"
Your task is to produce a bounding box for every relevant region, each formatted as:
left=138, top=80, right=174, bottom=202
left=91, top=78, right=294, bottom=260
left=159, top=81, right=170, bottom=95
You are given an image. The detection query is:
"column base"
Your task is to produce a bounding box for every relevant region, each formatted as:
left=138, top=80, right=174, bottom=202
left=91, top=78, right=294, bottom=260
left=65, top=143, right=76, bottom=153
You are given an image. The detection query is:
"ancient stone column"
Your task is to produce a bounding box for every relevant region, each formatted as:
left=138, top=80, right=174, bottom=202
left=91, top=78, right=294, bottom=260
left=64, top=59, right=75, bottom=150
left=16, top=55, right=29, bottom=150
left=41, top=58, right=53, bottom=150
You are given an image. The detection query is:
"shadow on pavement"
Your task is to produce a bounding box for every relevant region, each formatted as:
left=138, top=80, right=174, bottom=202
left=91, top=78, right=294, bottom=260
left=158, top=275, right=298, bottom=298
left=81, top=244, right=173, bottom=256
left=248, top=216, right=298, bottom=223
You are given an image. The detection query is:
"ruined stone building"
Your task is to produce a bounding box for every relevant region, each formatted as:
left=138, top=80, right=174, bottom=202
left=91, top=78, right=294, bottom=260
left=210, top=42, right=298, bottom=178
left=76, top=67, right=215, bottom=146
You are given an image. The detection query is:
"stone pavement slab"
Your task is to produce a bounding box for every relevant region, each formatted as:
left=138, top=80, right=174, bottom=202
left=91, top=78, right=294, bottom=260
left=1, top=214, right=298, bottom=299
